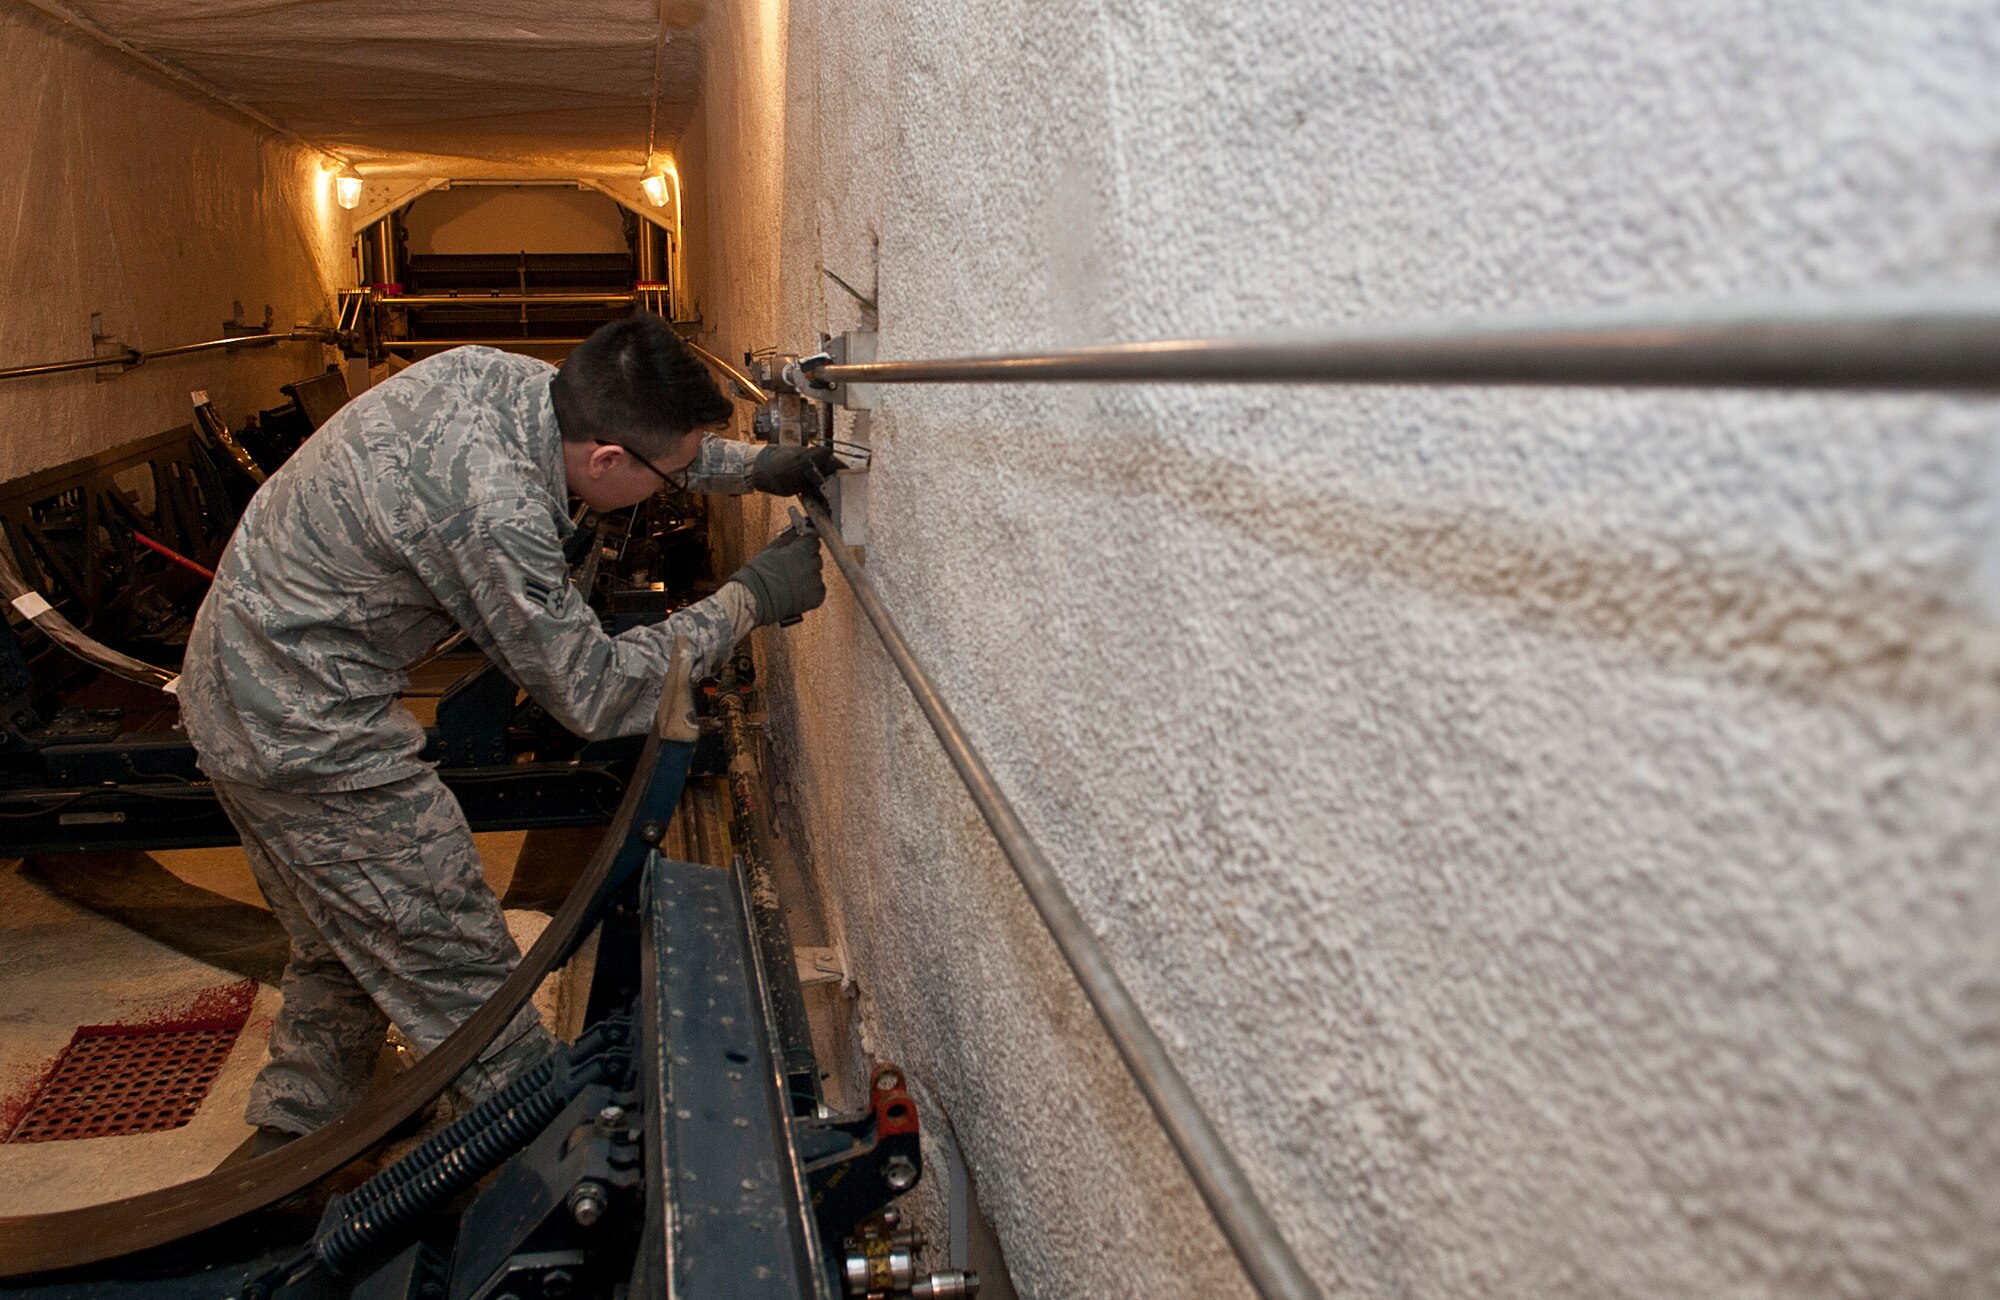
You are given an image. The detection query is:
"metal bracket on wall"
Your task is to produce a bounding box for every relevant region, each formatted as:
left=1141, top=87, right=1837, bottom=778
left=795, top=946, right=846, bottom=988
left=89, top=313, right=135, bottom=383
left=821, top=331, right=875, bottom=550
left=747, top=334, right=876, bottom=549
left=222, top=301, right=275, bottom=343
left=821, top=329, right=878, bottom=411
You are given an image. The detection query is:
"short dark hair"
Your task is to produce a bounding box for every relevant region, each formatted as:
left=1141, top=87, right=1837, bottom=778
left=550, top=312, right=732, bottom=456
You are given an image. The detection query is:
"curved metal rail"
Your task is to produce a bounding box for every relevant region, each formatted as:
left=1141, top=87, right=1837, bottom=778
left=810, top=295, right=2000, bottom=390
left=800, top=495, right=1321, bottom=1300
left=0, top=546, right=177, bottom=691
left=0, top=329, right=340, bottom=385
left=0, top=647, right=699, bottom=1280
left=684, top=337, right=774, bottom=404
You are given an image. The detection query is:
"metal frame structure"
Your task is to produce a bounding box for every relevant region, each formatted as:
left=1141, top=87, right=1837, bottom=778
left=0, top=650, right=930, bottom=1299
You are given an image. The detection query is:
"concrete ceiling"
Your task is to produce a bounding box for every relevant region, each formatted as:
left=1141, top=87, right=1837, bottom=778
left=35, top=0, right=706, bottom=174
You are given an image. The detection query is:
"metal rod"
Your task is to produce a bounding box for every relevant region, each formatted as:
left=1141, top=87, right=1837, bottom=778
left=388, top=294, right=640, bottom=306
left=684, top=337, right=774, bottom=404
left=0, top=354, right=129, bottom=380
left=384, top=338, right=591, bottom=350
left=799, top=494, right=1321, bottom=1300
left=812, top=295, right=2000, bottom=391
left=131, top=532, right=215, bottom=581
left=0, top=330, right=335, bottom=384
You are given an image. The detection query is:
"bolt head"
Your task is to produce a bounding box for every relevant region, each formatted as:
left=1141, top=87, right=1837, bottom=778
left=876, top=1069, right=903, bottom=1093
left=639, top=820, right=665, bottom=845
left=881, top=1154, right=918, bottom=1191
left=567, top=1180, right=608, bottom=1226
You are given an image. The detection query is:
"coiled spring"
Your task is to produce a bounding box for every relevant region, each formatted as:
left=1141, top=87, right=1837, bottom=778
left=241, top=1014, right=631, bottom=1297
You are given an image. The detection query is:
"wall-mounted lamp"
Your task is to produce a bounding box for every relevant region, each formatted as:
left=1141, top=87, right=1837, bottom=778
left=640, top=171, right=671, bottom=208
left=335, top=166, right=364, bottom=210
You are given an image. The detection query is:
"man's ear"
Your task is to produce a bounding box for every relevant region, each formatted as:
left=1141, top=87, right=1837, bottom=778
left=586, top=442, right=626, bottom=477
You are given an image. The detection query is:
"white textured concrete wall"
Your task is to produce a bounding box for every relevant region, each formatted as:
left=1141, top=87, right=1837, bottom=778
left=0, top=8, right=345, bottom=480
left=700, top=2, right=2000, bottom=1296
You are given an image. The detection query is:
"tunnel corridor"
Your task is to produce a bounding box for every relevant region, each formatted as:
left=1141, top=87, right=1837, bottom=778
left=1, top=2, right=1998, bottom=1298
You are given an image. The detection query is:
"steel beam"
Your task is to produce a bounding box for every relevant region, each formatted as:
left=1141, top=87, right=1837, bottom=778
left=635, top=853, right=833, bottom=1299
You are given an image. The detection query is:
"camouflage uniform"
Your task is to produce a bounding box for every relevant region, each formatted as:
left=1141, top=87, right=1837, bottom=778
left=179, top=346, right=760, bottom=1133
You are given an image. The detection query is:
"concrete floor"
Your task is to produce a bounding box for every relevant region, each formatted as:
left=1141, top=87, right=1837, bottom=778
left=0, top=831, right=538, bottom=1214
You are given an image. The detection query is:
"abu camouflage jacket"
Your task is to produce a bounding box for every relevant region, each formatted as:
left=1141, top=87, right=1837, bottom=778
left=179, top=346, right=757, bottom=792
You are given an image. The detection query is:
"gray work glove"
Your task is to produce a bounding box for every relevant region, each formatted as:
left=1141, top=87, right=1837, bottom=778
left=749, top=443, right=841, bottom=496
left=727, top=529, right=826, bottom=627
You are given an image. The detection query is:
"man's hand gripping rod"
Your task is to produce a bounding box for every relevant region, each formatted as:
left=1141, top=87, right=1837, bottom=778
left=773, top=501, right=817, bottom=627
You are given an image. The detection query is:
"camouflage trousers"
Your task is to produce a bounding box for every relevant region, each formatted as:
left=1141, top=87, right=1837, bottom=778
left=213, top=771, right=556, bottom=1135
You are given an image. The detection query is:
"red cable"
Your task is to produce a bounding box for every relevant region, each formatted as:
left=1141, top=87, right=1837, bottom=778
left=131, top=531, right=216, bottom=581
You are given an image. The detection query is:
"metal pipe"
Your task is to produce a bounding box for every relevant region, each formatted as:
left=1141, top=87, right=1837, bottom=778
left=384, top=338, right=591, bottom=350
left=684, top=337, right=773, bottom=404
left=799, top=494, right=1321, bottom=1300
left=363, top=216, right=400, bottom=287
left=812, top=295, right=2000, bottom=391
left=0, top=353, right=133, bottom=381
left=144, top=334, right=290, bottom=361
left=390, top=294, right=640, bottom=306
left=636, top=224, right=667, bottom=285
left=0, top=330, right=335, bottom=385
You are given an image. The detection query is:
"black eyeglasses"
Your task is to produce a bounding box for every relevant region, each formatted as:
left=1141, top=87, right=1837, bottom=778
left=597, top=440, right=685, bottom=489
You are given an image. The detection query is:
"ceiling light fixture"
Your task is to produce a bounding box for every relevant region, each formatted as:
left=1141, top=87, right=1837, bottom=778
left=335, top=166, right=364, bottom=210
left=641, top=171, right=671, bottom=207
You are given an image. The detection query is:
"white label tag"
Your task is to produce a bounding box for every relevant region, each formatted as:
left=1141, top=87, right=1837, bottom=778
left=11, top=591, right=52, bottom=620
left=190, top=389, right=210, bottom=407
left=161, top=676, right=181, bottom=695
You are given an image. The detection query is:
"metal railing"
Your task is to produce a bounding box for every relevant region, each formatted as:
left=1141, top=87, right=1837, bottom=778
left=383, top=337, right=592, bottom=351
left=390, top=293, right=640, bottom=307
left=0, top=328, right=339, bottom=385
left=789, top=290, right=2000, bottom=1300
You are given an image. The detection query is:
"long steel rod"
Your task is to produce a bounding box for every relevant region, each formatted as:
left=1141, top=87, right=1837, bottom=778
left=389, top=293, right=639, bottom=306
left=813, top=295, right=2000, bottom=391
left=800, top=494, right=1320, bottom=1300
left=0, top=330, right=334, bottom=384
left=384, top=337, right=591, bottom=350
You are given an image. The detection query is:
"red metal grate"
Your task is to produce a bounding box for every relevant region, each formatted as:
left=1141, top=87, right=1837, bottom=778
left=4, top=998, right=251, bottom=1144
